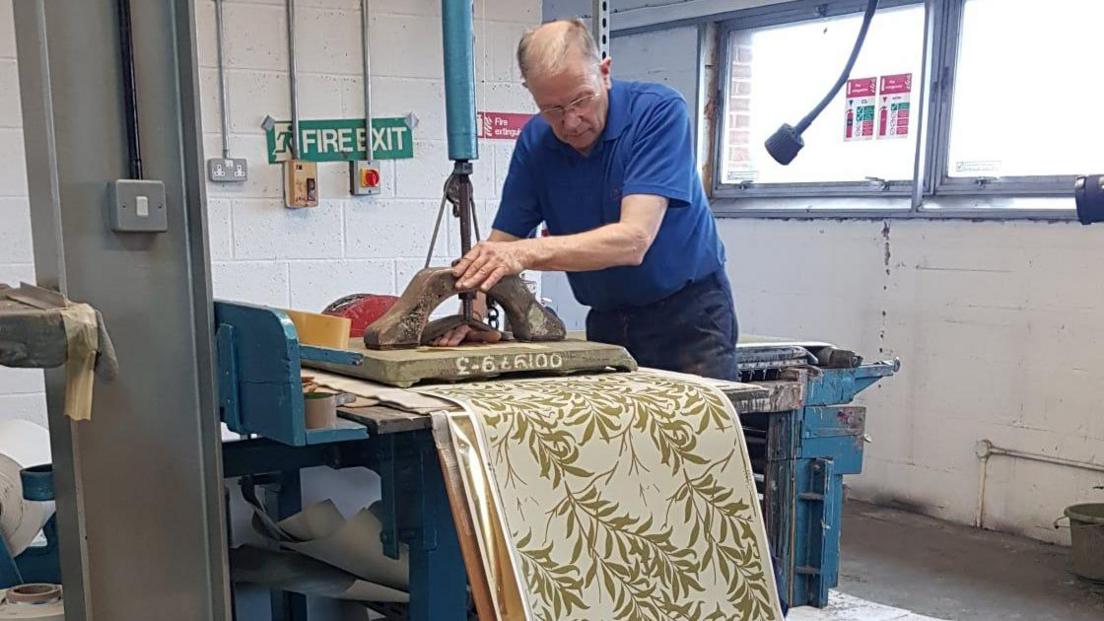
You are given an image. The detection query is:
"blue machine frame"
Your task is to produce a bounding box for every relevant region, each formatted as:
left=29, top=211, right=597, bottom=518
left=3, top=301, right=895, bottom=617
left=212, top=301, right=897, bottom=618
left=0, top=465, right=61, bottom=589
left=761, top=363, right=898, bottom=608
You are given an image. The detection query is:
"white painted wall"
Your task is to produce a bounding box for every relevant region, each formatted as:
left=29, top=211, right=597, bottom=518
left=0, top=0, right=539, bottom=426
left=195, top=0, right=537, bottom=310
left=544, top=0, right=1104, bottom=545
left=722, top=215, right=1104, bottom=544
left=4, top=0, right=1101, bottom=549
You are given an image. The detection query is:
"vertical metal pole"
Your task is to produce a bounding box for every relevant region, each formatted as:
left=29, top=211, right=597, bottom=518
left=12, top=4, right=91, bottom=615
left=453, top=166, right=475, bottom=322
left=441, top=0, right=479, bottom=320
left=440, top=0, right=478, bottom=161
left=266, top=473, right=307, bottom=621
left=215, top=0, right=231, bottom=159
left=13, top=0, right=232, bottom=618
left=407, top=433, right=468, bottom=621
left=591, top=0, right=610, bottom=60
left=286, top=0, right=300, bottom=157
left=910, top=0, right=934, bottom=210
left=361, top=0, right=374, bottom=162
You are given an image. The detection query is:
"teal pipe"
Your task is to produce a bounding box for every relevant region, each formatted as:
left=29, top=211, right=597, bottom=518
left=441, top=0, right=478, bottom=161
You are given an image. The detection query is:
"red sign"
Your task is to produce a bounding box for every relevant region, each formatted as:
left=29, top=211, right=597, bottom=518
left=844, top=77, right=877, bottom=141
left=878, top=73, right=912, bottom=139
left=879, top=73, right=912, bottom=95
left=846, top=77, right=877, bottom=98
left=477, top=112, right=532, bottom=140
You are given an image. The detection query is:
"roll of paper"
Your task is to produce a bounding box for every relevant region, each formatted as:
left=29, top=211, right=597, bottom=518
left=0, top=420, right=54, bottom=557
left=0, top=586, right=65, bottom=620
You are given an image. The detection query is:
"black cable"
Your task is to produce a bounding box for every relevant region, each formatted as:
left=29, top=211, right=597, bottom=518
left=796, top=0, right=880, bottom=133
left=765, top=0, right=880, bottom=165
left=116, top=0, right=142, bottom=179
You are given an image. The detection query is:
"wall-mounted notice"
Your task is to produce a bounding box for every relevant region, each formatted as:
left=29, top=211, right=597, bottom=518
left=477, top=112, right=533, bottom=140
left=845, top=77, right=877, bottom=141
left=265, top=118, right=415, bottom=164
left=878, top=73, right=912, bottom=139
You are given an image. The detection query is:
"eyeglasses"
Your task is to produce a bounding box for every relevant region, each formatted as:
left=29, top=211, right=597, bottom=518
left=539, top=92, right=599, bottom=122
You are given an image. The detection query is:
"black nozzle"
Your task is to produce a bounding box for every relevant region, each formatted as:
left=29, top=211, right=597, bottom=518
left=765, top=124, right=804, bottom=166
left=1075, top=175, right=1104, bottom=225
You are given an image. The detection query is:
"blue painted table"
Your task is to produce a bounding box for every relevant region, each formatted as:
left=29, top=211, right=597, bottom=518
left=214, top=302, right=898, bottom=618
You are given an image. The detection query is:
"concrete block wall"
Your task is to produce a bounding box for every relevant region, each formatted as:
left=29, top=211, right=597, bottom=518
left=195, top=0, right=539, bottom=311
left=721, top=218, right=1104, bottom=545
left=0, top=0, right=540, bottom=428
left=544, top=0, right=1104, bottom=545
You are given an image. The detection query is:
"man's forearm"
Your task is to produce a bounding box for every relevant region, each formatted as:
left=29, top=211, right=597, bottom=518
left=519, top=222, right=653, bottom=272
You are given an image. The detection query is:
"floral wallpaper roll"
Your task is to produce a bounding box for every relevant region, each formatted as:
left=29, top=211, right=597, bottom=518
left=420, top=371, right=784, bottom=621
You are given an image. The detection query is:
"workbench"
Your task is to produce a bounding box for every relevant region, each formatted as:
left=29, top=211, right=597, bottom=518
left=213, top=302, right=898, bottom=619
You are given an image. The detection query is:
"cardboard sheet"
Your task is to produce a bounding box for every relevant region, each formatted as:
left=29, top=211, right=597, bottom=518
left=303, top=369, right=454, bottom=413
left=277, top=503, right=410, bottom=591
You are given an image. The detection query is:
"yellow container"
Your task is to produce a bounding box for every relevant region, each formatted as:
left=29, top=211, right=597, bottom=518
left=285, top=309, right=351, bottom=350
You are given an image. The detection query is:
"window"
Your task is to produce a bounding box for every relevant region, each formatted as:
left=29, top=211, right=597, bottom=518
left=717, top=2, right=926, bottom=196
left=712, top=0, right=1104, bottom=216
left=940, top=0, right=1104, bottom=190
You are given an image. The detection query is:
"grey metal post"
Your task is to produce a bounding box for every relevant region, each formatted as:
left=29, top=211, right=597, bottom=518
left=215, top=0, right=231, bottom=159
left=592, top=0, right=610, bottom=60
left=287, top=0, right=300, bottom=156
left=12, top=0, right=231, bottom=619
left=362, top=0, right=375, bottom=162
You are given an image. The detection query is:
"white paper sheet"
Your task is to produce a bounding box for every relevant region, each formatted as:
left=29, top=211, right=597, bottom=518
left=0, top=420, right=54, bottom=557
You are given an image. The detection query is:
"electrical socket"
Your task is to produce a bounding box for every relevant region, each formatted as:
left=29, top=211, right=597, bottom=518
left=207, top=157, right=248, bottom=182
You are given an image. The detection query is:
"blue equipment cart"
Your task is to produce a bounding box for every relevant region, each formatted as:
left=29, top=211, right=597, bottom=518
left=212, top=302, right=897, bottom=619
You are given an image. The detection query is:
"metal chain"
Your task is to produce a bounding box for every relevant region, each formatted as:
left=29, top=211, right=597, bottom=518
left=485, top=303, right=499, bottom=330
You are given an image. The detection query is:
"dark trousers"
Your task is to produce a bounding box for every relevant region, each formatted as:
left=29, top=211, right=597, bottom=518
left=586, top=270, right=740, bottom=381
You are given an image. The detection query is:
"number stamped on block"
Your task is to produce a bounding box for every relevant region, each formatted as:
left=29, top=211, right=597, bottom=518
left=455, top=352, right=564, bottom=377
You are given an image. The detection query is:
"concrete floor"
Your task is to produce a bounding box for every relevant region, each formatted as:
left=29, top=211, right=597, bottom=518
left=836, top=501, right=1104, bottom=621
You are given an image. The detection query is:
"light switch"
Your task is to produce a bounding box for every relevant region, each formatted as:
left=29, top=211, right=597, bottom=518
left=109, top=179, right=168, bottom=232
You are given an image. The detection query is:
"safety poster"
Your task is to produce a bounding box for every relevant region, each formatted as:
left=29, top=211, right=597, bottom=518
left=844, top=77, right=877, bottom=141
left=878, top=73, right=912, bottom=139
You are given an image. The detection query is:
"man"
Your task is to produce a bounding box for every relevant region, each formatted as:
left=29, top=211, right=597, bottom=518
left=435, top=18, right=739, bottom=382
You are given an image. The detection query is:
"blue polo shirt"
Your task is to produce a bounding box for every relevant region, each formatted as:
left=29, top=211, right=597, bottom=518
left=492, top=80, right=726, bottom=311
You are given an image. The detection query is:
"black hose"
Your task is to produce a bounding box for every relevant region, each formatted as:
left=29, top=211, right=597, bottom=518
left=795, top=0, right=880, bottom=134
left=116, top=0, right=142, bottom=179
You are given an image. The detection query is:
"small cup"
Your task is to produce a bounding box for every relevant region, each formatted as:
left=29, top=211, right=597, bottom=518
left=304, top=391, right=337, bottom=429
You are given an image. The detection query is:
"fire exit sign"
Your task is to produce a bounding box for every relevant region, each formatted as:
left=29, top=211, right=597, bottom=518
left=265, top=117, right=415, bottom=164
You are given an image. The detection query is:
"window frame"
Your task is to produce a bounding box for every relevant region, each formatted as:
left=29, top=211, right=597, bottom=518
left=711, top=0, right=927, bottom=200
left=708, top=0, right=1081, bottom=219
left=926, top=0, right=1077, bottom=199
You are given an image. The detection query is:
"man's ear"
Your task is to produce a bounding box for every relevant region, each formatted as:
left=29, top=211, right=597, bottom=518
left=599, top=57, right=613, bottom=88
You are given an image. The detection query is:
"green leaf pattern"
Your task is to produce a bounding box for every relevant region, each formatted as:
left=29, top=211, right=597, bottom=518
left=422, top=371, right=782, bottom=621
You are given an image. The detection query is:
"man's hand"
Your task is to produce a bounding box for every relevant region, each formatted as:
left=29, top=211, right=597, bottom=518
left=429, top=292, right=501, bottom=347
left=453, top=240, right=531, bottom=292
left=430, top=323, right=503, bottom=347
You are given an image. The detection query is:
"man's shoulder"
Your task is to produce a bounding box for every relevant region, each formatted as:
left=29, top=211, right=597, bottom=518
left=517, top=113, right=554, bottom=148
left=617, top=80, right=687, bottom=111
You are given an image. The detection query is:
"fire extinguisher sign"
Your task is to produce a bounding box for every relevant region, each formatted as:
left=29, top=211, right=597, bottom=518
left=844, top=77, right=877, bottom=142
left=878, top=73, right=912, bottom=139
